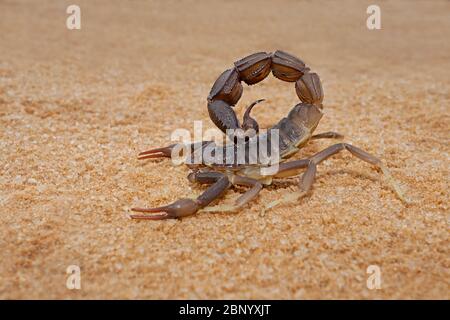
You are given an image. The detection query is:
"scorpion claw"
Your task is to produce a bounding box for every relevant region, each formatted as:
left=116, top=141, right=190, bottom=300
left=130, top=198, right=200, bottom=220
left=137, top=144, right=177, bottom=160
left=128, top=213, right=170, bottom=220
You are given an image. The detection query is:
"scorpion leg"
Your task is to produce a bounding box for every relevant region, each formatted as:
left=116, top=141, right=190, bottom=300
left=130, top=173, right=230, bottom=220
left=187, top=171, right=225, bottom=184
left=273, top=159, right=310, bottom=178
left=311, top=131, right=344, bottom=140
left=309, top=143, right=407, bottom=202
left=265, top=143, right=407, bottom=212
left=263, top=160, right=311, bottom=212
left=202, top=176, right=263, bottom=212
left=233, top=176, right=263, bottom=207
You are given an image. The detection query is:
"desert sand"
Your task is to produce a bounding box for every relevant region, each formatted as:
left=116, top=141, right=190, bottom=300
left=0, top=0, right=448, bottom=299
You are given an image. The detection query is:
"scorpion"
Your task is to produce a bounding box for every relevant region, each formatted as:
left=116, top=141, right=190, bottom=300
left=130, top=50, right=406, bottom=220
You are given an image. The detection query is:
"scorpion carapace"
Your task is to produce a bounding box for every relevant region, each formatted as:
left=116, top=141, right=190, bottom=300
left=130, top=50, right=407, bottom=220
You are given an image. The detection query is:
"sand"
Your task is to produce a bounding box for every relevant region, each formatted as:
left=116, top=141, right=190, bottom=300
left=0, top=0, right=448, bottom=299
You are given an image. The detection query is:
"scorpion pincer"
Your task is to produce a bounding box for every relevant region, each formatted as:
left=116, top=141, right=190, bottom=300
left=130, top=50, right=407, bottom=220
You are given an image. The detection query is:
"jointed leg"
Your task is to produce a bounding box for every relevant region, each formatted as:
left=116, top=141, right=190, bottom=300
left=263, top=160, right=315, bottom=212
left=233, top=176, right=263, bottom=207
left=187, top=171, right=225, bottom=184
left=202, top=175, right=263, bottom=212
left=310, top=143, right=406, bottom=202
left=273, top=159, right=309, bottom=178
left=264, top=143, right=407, bottom=212
left=130, top=173, right=230, bottom=220
left=311, top=131, right=344, bottom=140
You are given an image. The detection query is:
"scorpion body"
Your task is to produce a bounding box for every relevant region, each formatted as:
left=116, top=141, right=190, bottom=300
left=130, top=50, right=406, bottom=220
left=184, top=101, right=323, bottom=179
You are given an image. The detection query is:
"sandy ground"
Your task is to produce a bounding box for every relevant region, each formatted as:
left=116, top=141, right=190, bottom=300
left=0, top=0, right=449, bottom=299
